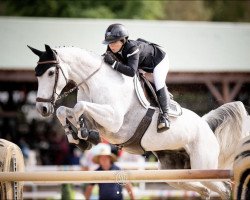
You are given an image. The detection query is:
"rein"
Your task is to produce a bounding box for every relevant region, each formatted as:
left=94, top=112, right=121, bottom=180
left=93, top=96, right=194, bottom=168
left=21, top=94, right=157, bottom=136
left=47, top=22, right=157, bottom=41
left=36, top=58, right=103, bottom=106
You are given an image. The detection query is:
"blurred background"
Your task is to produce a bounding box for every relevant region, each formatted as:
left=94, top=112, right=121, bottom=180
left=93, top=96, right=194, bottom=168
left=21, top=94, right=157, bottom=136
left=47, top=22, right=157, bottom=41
left=0, top=0, right=250, bottom=199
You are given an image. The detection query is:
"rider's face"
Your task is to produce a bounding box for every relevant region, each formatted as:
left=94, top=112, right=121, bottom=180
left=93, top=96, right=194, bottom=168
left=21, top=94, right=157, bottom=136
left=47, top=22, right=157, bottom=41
left=108, top=40, right=123, bottom=53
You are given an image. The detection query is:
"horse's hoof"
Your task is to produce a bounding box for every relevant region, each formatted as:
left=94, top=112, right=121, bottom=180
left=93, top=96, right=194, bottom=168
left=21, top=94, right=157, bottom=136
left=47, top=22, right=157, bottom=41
left=87, top=130, right=101, bottom=145
left=76, top=140, right=92, bottom=152
left=199, top=187, right=210, bottom=200
left=78, top=128, right=89, bottom=140
left=220, top=189, right=231, bottom=200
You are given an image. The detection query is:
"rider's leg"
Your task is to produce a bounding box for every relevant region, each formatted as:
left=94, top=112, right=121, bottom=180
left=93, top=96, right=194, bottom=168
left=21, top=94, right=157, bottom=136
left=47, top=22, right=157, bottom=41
left=156, top=87, right=170, bottom=131
left=153, top=55, right=170, bottom=132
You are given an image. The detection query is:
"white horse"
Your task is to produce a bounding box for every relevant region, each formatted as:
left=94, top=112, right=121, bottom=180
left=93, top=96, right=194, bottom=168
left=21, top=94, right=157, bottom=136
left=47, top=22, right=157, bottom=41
left=28, top=44, right=250, bottom=199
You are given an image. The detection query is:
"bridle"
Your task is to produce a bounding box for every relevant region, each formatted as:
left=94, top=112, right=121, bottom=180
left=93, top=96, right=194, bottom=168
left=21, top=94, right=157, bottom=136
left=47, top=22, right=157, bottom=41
left=36, top=59, right=68, bottom=106
left=36, top=57, right=103, bottom=106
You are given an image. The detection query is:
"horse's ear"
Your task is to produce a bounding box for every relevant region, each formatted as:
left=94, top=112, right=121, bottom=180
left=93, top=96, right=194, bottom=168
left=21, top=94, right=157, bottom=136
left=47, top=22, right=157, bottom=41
left=45, top=44, right=56, bottom=59
left=27, top=45, right=43, bottom=57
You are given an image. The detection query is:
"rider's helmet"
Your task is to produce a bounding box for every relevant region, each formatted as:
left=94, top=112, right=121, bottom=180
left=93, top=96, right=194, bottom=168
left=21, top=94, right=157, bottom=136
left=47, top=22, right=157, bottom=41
left=103, top=23, right=129, bottom=45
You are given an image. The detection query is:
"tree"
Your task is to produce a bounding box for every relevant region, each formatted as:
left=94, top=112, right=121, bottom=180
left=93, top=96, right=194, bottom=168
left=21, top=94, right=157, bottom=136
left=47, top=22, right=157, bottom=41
left=164, top=0, right=212, bottom=21
left=0, top=0, right=165, bottom=19
left=1, top=0, right=250, bottom=22
left=205, top=0, right=250, bottom=22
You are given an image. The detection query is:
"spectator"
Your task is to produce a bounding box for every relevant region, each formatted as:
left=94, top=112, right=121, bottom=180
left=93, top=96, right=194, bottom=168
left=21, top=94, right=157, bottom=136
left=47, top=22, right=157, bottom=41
left=84, top=143, right=134, bottom=200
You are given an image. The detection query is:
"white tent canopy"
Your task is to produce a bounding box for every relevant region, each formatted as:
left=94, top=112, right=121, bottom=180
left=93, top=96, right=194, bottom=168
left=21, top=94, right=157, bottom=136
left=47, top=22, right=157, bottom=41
left=0, top=17, right=250, bottom=72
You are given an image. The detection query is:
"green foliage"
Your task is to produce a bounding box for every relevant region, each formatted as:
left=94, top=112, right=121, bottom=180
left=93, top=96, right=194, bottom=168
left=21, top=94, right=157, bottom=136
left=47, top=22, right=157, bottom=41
left=0, top=0, right=250, bottom=22
left=120, top=1, right=164, bottom=20
left=164, top=0, right=212, bottom=21
left=205, top=0, right=250, bottom=22
left=79, top=6, right=115, bottom=19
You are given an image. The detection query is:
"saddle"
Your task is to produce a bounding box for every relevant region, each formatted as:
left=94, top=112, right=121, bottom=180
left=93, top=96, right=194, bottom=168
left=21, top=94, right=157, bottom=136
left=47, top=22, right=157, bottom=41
left=134, top=73, right=182, bottom=117
left=115, top=74, right=182, bottom=155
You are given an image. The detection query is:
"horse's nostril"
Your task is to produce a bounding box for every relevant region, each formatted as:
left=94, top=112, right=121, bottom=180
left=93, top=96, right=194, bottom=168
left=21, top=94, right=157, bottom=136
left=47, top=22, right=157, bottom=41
left=42, top=106, right=47, bottom=114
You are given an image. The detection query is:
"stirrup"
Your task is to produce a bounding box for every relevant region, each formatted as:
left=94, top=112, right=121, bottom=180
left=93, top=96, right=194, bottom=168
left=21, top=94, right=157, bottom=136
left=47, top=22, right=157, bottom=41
left=157, top=114, right=170, bottom=133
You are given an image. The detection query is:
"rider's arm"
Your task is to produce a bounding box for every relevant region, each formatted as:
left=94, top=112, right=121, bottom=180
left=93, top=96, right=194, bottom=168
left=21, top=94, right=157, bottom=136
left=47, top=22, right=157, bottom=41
left=113, top=46, right=140, bottom=77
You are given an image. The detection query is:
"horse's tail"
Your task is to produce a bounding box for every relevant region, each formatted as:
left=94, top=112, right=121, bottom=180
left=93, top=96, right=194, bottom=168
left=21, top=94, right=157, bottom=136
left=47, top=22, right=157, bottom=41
left=202, top=101, right=250, bottom=168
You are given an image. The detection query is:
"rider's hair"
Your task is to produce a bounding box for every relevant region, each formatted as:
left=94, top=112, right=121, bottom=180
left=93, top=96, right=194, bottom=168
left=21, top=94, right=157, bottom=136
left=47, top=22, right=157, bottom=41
left=121, top=37, right=128, bottom=44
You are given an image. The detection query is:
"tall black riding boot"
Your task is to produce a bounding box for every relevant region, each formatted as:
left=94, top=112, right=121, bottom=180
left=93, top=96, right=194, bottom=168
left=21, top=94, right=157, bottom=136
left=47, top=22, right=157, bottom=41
left=156, top=87, right=171, bottom=132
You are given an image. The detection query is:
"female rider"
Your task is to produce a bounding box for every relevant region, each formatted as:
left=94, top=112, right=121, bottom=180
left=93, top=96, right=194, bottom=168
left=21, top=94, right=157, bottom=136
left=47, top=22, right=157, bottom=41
left=103, top=23, right=171, bottom=132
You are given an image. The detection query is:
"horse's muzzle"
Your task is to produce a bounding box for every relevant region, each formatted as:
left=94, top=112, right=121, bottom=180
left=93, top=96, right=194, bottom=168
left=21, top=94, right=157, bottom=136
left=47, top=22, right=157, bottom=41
left=36, top=102, right=54, bottom=117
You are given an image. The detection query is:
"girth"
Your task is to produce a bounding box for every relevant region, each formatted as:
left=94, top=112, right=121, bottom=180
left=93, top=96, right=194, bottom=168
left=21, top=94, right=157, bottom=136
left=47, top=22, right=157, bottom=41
left=115, top=108, right=155, bottom=155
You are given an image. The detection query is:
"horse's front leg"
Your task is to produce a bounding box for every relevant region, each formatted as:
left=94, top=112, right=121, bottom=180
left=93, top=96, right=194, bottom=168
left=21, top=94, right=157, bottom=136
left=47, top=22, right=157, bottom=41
left=73, top=101, right=123, bottom=133
left=76, top=114, right=101, bottom=145
left=56, top=106, right=92, bottom=151
left=56, top=106, right=77, bottom=144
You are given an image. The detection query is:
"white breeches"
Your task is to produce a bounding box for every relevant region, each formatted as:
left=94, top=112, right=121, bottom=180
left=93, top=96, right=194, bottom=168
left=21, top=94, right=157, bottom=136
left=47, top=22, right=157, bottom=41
left=153, top=55, right=169, bottom=91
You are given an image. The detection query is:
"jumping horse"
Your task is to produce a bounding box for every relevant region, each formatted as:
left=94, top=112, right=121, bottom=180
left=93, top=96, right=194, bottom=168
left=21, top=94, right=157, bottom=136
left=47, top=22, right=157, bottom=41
left=28, top=44, right=250, bottom=199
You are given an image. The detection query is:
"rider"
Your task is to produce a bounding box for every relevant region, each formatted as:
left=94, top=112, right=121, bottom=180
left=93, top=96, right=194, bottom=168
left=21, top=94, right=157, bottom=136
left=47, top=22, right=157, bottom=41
left=102, top=23, right=171, bottom=132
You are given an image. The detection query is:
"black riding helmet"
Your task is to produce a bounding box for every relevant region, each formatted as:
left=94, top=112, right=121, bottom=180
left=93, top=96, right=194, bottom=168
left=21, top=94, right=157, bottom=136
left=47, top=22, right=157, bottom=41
left=103, top=23, right=129, bottom=45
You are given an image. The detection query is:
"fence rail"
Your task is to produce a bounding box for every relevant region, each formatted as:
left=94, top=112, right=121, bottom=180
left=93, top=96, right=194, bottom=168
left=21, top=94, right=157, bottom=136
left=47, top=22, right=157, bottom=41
left=0, top=169, right=233, bottom=183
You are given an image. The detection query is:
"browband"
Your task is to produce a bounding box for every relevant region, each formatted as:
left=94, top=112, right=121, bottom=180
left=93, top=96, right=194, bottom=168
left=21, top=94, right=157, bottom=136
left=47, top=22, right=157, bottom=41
left=37, top=60, right=59, bottom=65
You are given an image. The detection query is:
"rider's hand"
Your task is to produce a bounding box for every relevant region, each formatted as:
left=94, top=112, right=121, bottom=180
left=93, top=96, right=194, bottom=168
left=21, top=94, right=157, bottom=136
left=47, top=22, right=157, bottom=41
left=104, top=51, right=117, bottom=68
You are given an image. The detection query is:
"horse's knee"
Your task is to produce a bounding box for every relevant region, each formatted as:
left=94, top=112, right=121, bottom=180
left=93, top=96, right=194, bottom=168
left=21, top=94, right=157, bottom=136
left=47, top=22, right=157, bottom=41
left=56, top=106, right=67, bottom=120
left=73, top=102, right=86, bottom=117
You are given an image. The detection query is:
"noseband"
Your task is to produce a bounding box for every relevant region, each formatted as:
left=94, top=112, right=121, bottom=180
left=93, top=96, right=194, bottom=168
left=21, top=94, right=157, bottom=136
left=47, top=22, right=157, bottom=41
left=36, top=59, right=68, bottom=106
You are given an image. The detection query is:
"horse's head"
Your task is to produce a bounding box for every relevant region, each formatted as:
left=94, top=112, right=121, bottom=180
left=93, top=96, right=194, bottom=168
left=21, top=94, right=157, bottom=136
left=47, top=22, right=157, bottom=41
left=28, top=44, right=68, bottom=117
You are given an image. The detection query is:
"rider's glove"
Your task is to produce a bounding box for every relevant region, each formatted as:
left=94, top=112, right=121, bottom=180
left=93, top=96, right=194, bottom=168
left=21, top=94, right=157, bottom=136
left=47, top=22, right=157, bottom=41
left=104, top=51, right=117, bottom=68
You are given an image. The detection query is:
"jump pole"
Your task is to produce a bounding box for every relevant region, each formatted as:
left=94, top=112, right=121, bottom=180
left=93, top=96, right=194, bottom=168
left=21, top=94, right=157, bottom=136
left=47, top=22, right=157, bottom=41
left=0, top=169, right=233, bottom=183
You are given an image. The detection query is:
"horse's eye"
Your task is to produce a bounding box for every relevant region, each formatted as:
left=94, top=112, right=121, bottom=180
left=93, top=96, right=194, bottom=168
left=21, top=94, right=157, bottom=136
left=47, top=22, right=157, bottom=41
left=48, top=71, right=54, bottom=77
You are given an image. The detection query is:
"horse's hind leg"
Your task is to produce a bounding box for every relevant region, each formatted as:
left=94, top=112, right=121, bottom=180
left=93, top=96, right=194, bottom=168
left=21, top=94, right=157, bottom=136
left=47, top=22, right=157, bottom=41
left=169, top=182, right=211, bottom=200
left=154, top=150, right=211, bottom=199
left=201, top=182, right=231, bottom=200
left=189, top=141, right=231, bottom=200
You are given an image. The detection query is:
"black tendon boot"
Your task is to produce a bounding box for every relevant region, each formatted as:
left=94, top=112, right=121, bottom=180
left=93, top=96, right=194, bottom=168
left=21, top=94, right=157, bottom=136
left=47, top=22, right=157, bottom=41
left=156, top=87, right=171, bottom=132
left=88, top=130, right=101, bottom=145
left=65, top=119, right=92, bottom=152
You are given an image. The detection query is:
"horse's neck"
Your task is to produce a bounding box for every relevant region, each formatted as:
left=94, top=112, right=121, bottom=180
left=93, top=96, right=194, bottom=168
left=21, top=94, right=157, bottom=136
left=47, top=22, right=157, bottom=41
left=68, top=54, right=102, bottom=82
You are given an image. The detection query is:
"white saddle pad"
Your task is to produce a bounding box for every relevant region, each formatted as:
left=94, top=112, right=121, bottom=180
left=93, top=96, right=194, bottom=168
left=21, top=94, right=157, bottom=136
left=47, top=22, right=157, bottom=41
left=134, top=75, right=182, bottom=117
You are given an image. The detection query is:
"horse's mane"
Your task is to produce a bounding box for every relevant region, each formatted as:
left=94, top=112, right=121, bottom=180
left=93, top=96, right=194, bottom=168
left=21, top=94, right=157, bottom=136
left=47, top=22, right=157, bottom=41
left=54, top=46, right=102, bottom=69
